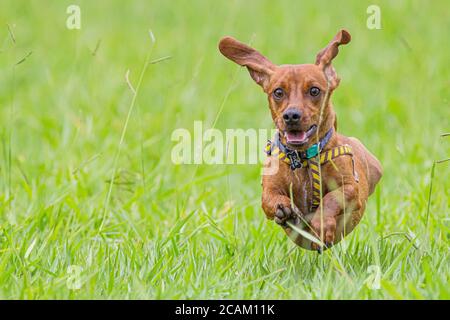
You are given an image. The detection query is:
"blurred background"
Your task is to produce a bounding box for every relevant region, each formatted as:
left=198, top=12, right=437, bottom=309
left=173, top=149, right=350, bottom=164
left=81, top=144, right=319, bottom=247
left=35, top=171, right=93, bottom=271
left=0, top=0, right=448, bottom=299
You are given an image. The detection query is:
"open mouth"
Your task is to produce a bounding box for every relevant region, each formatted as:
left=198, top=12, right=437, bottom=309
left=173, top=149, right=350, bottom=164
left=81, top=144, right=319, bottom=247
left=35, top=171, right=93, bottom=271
left=284, top=125, right=317, bottom=146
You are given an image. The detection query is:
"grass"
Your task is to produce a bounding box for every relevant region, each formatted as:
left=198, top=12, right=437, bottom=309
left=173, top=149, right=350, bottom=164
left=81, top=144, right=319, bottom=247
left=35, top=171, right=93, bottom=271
left=0, top=0, right=449, bottom=299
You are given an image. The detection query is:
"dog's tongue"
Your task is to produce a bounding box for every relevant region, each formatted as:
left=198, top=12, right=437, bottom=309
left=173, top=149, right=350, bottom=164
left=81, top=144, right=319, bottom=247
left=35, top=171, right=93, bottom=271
left=285, top=131, right=307, bottom=144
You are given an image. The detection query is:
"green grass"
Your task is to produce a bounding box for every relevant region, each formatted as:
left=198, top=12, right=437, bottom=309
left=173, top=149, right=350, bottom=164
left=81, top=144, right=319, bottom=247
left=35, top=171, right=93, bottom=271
left=0, top=0, right=449, bottom=299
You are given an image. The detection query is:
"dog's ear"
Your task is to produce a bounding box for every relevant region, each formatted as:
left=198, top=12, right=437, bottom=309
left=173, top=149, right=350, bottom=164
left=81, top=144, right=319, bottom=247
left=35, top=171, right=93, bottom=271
left=219, top=36, right=275, bottom=90
left=315, top=29, right=351, bottom=89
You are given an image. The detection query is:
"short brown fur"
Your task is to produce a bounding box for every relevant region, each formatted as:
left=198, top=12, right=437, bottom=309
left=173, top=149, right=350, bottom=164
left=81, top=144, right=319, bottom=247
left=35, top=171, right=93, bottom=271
left=219, top=30, right=382, bottom=250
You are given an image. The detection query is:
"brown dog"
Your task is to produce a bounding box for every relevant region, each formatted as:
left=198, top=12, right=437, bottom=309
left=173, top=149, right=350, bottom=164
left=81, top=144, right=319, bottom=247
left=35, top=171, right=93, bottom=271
left=219, top=30, right=382, bottom=251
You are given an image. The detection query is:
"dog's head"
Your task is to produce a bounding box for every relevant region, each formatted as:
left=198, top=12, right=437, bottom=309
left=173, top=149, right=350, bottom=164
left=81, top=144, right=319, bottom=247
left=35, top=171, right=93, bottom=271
left=219, top=30, right=351, bottom=150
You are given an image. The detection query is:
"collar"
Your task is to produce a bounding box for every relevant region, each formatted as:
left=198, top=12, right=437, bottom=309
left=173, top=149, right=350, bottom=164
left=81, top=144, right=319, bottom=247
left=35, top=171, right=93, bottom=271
left=265, top=128, right=334, bottom=170
left=303, top=127, right=334, bottom=159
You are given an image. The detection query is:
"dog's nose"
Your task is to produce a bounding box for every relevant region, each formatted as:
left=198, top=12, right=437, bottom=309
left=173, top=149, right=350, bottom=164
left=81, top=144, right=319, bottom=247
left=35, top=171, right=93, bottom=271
left=282, top=108, right=302, bottom=124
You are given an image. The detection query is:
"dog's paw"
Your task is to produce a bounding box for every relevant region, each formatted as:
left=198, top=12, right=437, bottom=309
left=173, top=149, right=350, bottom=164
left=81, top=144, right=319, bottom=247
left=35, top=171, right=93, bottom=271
left=274, top=205, right=294, bottom=228
left=310, top=216, right=337, bottom=252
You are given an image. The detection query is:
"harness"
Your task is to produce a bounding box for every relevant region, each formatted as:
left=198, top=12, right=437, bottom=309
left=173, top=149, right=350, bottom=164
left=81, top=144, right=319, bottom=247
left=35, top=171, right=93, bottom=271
left=265, top=128, right=354, bottom=212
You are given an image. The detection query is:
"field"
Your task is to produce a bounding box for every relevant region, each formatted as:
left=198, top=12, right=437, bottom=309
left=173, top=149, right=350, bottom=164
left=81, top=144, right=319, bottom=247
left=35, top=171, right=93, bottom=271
left=0, top=0, right=448, bottom=299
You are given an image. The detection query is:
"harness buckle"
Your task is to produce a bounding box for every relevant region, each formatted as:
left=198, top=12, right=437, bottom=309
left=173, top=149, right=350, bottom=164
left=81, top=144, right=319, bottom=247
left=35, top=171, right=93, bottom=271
left=306, top=144, right=319, bottom=159
left=287, top=150, right=303, bottom=170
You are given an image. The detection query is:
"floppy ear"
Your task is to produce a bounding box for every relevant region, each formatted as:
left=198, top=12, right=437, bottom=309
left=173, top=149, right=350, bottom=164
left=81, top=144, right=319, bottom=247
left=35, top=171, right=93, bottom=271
left=219, top=36, right=275, bottom=90
left=315, top=29, right=351, bottom=89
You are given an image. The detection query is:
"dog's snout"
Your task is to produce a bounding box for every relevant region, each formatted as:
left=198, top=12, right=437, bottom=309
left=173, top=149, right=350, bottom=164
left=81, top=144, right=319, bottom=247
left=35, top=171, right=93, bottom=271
left=282, top=108, right=302, bottom=124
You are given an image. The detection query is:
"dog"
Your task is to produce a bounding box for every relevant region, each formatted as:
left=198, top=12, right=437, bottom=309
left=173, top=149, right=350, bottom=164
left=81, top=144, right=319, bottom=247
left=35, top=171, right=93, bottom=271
left=219, top=29, right=382, bottom=251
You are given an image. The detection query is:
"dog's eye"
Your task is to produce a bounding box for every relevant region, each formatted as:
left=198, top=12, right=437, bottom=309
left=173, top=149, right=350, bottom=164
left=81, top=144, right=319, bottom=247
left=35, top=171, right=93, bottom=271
left=273, top=88, right=285, bottom=100
left=309, top=87, right=320, bottom=97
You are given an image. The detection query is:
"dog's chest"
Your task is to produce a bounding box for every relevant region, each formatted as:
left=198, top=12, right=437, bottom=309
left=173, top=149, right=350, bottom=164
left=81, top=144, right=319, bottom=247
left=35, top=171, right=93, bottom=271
left=290, top=168, right=319, bottom=214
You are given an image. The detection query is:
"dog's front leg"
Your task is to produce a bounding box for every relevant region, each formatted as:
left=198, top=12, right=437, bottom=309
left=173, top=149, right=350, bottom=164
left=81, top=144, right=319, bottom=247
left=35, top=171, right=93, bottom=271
left=261, top=158, right=299, bottom=227
left=261, top=188, right=295, bottom=227
left=310, top=183, right=361, bottom=250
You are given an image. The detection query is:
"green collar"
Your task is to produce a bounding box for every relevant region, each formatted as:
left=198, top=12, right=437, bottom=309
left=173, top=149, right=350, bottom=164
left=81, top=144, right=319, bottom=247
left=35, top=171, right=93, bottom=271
left=305, top=128, right=334, bottom=159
